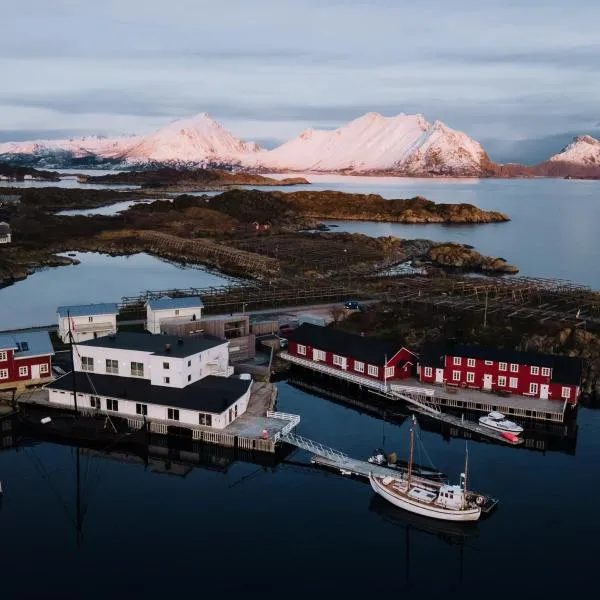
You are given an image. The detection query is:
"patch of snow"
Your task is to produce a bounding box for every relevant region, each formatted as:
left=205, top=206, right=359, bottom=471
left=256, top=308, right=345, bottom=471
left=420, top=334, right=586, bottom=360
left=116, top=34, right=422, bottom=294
left=549, top=135, right=600, bottom=165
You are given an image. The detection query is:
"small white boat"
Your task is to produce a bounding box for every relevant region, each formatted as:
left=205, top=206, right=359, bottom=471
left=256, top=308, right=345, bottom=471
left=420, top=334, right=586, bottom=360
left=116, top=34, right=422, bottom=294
left=478, top=411, right=523, bottom=435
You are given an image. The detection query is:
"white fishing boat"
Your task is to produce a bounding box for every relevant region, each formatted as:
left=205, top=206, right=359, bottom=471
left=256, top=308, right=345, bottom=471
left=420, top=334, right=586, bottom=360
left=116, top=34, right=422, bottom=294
left=478, top=411, right=523, bottom=435
left=369, top=416, right=484, bottom=522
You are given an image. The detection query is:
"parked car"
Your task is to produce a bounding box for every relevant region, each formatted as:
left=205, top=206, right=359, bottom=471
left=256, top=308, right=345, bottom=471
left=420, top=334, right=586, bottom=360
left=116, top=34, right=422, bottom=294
left=279, top=337, right=288, bottom=349
left=344, top=300, right=361, bottom=311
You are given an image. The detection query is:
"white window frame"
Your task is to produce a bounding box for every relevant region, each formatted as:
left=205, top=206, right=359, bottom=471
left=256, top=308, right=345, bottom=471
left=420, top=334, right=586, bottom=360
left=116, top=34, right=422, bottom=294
left=541, top=367, right=551, bottom=377
left=530, top=366, right=540, bottom=375
left=0, top=351, right=7, bottom=362
left=354, top=361, right=365, bottom=373
left=131, top=361, right=144, bottom=377
left=453, top=356, right=462, bottom=366
left=424, top=366, right=433, bottom=378
left=509, top=377, right=518, bottom=389
left=367, top=365, right=379, bottom=377
left=452, top=370, right=461, bottom=382
left=88, top=316, right=93, bottom=323
left=0, top=368, right=8, bottom=380
left=485, top=360, right=493, bottom=366
left=90, top=396, right=101, bottom=409
left=510, top=363, right=519, bottom=373
left=466, top=372, right=475, bottom=383
left=167, top=408, right=180, bottom=421
left=18, top=365, right=28, bottom=377
left=332, top=354, right=345, bottom=367
left=105, top=359, right=119, bottom=375
left=81, top=356, right=94, bottom=372
left=136, top=403, right=148, bottom=415
left=106, top=398, right=119, bottom=412
left=385, top=366, right=394, bottom=379
left=40, top=363, right=49, bottom=374
left=499, top=362, right=507, bottom=371
left=561, top=387, right=571, bottom=399
left=314, top=349, right=326, bottom=361
left=297, top=344, right=306, bottom=356
left=467, top=358, right=476, bottom=367
left=498, top=376, right=507, bottom=387
left=529, top=382, right=539, bottom=395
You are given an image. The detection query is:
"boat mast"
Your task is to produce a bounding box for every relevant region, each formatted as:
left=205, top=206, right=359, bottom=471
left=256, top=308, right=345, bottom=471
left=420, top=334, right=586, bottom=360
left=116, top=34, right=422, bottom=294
left=462, top=442, right=469, bottom=509
left=407, top=415, right=415, bottom=487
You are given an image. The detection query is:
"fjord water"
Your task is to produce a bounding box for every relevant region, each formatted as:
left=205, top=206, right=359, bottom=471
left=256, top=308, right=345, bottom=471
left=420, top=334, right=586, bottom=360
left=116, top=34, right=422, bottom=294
left=1, top=382, right=599, bottom=597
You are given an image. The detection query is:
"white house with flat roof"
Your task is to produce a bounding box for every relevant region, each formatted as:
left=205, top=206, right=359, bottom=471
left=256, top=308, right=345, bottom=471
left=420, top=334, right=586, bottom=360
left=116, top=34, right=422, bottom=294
left=146, top=296, right=203, bottom=334
left=46, top=332, right=248, bottom=430
left=57, top=303, right=119, bottom=344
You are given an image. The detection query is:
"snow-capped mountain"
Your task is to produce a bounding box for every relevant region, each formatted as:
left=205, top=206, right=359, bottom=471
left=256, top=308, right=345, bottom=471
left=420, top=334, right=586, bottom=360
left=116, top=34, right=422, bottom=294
left=0, top=135, right=135, bottom=159
left=548, top=135, right=600, bottom=166
left=249, top=112, right=490, bottom=175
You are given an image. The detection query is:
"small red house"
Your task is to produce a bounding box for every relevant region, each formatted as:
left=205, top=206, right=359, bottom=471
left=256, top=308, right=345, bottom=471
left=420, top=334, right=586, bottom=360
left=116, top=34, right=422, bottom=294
left=285, top=323, right=416, bottom=382
left=0, top=331, right=54, bottom=390
left=418, top=341, right=583, bottom=405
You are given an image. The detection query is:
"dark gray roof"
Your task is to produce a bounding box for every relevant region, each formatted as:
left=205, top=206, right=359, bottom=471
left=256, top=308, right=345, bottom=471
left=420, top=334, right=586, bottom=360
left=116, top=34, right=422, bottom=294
left=76, top=331, right=226, bottom=358
left=285, top=323, right=402, bottom=366
left=46, top=372, right=250, bottom=414
left=419, top=340, right=583, bottom=385
left=0, top=222, right=10, bottom=234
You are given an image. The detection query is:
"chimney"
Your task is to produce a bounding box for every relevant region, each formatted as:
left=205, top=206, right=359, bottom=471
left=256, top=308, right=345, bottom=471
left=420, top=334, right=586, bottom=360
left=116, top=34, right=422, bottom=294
left=165, top=343, right=171, bottom=352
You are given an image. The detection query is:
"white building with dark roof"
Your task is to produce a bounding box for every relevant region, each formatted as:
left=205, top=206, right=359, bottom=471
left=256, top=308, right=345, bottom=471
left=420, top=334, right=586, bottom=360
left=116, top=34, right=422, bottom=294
left=0, top=222, right=11, bottom=244
left=46, top=332, right=249, bottom=430
left=146, top=296, right=203, bottom=334
left=57, top=303, right=119, bottom=343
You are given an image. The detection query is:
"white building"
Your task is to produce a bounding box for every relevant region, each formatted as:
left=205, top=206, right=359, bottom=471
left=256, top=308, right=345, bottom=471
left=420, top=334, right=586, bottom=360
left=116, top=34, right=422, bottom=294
left=46, top=332, right=250, bottom=430
left=0, top=222, right=11, bottom=244
left=146, top=296, right=203, bottom=335
left=57, top=303, right=119, bottom=343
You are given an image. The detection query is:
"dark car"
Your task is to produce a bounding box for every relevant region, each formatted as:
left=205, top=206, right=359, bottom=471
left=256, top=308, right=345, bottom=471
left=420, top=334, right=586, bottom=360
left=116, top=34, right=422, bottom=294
left=344, top=300, right=361, bottom=310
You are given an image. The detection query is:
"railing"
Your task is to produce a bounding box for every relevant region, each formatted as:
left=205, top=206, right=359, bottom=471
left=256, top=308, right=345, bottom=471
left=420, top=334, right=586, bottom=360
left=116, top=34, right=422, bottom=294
left=281, top=432, right=349, bottom=462
left=70, top=321, right=115, bottom=334
left=267, top=411, right=301, bottom=440
left=280, top=352, right=389, bottom=392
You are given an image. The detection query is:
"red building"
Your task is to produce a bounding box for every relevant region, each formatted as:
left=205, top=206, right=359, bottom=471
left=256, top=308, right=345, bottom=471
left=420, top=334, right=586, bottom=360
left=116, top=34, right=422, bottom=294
left=285, top=323, right=416, bottom=382
left=0, top=331, right=54, bottom=390
left=418, top=341, right=583, bottom=405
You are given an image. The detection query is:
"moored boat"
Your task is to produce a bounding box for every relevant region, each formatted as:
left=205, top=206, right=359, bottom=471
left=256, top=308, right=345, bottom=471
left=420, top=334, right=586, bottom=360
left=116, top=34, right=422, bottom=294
left=479, top=411, right=523, bottom=435
left=367, top=448, right=447, bottom=483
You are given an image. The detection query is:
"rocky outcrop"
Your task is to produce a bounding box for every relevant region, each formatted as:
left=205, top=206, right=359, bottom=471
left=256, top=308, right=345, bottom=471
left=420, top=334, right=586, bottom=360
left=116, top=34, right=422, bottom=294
left=0, top=163, right=60, bottom=181
left=426, top=243, right=518, bottom=273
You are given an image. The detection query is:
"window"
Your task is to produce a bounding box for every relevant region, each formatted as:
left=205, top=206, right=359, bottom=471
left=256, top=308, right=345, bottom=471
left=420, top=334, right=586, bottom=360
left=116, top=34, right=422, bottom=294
left=18, top=365, right=28, bottom=377
left=424, top=367, right=433, bottom=378
left=16, top=342, right=29, bottom=352
left=90, top=396, right=101, bottom=409
left=368, top=365, right=379, bottom=377
left=510, top=363, right=519, bottom=373
left=188, top=374, right=191, bottom=382
left=529, top=383, right=539, bottom=395
left=314, top=349, right=326, bottom=361
left=509, top=377, right=518, bottom=389
left=187, top=360, right=191, bottom=367
left=561, top=387, right=571, bottom=399
left=452, top=370, right=461, bottom=382
left=485, top=360, right=493, bottom=366
left=174, top=309, right=180, bottom=316
left=163, top=361, right=170, bottom=369
left=40, top=363, right=49, bottom=374
left=105, top=359, right=119, bottom=375
left=354, top=361, right=365, bottom=373
left=0, top=369, right=8, bottom=379
left=0, top=351, right=7, bottom=361
left=530, top=366, right=540, bottom=375
left=453, top=357, right=462, bottom=366
left=81, top=356, right=94, bottom=372
left=297, top=344, right=306, bottom=355
left=467, top=358, right=476, bottom=367
left=167, top=408, right=179, bottom=421
left=541, top=367, right=551, bottom=377
left=467, top=372, right=475, bottom=383
left=131, top=362, right=144, bottom=377
left=88, top=316, right=93, bottom=323
left=333, top=355, right=345, bottom=366
left=136, top=403, right=148, bottom=415
left=199, top=413, right=212, bottom=426
left=106, top=399, right=119, bottom=411
left=164, top=377, right=170, bottom=384
left=498, top=376, right=507, bottom=387
left=385, top=366, right=394, bottom=379
left=234, top=404, right=238, bottom=418
left=499, top=362, right=507, bottom=371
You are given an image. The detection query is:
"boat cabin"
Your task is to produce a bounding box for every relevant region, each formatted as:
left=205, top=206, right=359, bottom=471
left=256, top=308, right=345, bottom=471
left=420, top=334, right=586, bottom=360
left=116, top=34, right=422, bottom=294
left=436, top=484, right=465, bottom=510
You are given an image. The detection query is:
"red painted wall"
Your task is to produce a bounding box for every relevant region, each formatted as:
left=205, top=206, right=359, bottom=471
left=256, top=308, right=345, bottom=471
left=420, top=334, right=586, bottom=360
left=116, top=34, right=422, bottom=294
left=287, top=341, right=416, bottom=381
left=0, top=349, right=52, bottom=385
left=418, top=355, right=579, bottom=404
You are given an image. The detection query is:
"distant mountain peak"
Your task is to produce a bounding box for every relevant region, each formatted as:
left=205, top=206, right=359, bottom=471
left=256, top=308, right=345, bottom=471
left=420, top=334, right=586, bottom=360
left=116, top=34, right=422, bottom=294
left=550, top=133, right=600, bottom=165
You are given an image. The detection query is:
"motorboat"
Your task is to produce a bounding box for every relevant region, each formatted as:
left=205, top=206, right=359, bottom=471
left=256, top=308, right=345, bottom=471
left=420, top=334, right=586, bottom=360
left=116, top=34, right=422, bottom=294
left=478, top=411, right=523, bottom=435
left=368, top=448, right=447, bottom=483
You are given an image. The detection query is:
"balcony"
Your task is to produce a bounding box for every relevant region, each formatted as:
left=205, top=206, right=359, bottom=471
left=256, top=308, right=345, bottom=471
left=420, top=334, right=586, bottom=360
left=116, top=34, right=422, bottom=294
left=71, top=321, right=115, bottom=334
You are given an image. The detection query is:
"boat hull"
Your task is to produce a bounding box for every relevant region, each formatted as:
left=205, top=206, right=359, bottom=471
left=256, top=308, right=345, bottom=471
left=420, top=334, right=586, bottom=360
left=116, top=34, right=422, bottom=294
left=369, top=474, right=481, bottom=522
left=478, top=419, right=523, bottom=435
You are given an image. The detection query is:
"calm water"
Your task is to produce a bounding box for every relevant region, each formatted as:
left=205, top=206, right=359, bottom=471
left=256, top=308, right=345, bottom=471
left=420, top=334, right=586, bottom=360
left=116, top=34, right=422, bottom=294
left=0, top=252, right=229, bottom=330
left=1, top=381, right=598, bottom=597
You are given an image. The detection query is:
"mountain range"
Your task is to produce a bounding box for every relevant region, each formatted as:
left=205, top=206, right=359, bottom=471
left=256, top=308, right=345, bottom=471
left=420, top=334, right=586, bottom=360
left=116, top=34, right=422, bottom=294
left=1, top=112, right=599, bottom=178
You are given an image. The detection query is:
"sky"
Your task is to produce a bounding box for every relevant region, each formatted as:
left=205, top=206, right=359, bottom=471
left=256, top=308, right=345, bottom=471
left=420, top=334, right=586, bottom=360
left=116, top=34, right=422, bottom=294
left=1, top=0, right=599, bottom=163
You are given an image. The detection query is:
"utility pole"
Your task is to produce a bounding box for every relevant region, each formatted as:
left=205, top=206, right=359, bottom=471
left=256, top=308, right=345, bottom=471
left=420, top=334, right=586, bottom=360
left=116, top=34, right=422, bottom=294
left=483, top=290, right=488, bottom=328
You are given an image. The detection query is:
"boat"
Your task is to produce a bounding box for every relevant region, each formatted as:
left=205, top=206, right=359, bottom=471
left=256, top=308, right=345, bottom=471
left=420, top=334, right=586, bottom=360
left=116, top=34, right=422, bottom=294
left=478, top=411, right=523, bottom=435
left=368, top=448, right=447, bottom=483
left=369, top=416, right=486, bottom=522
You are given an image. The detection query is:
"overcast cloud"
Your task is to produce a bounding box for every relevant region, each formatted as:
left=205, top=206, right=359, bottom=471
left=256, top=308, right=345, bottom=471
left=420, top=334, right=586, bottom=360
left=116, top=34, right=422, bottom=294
left=1, top=0, right=598, bottom=161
